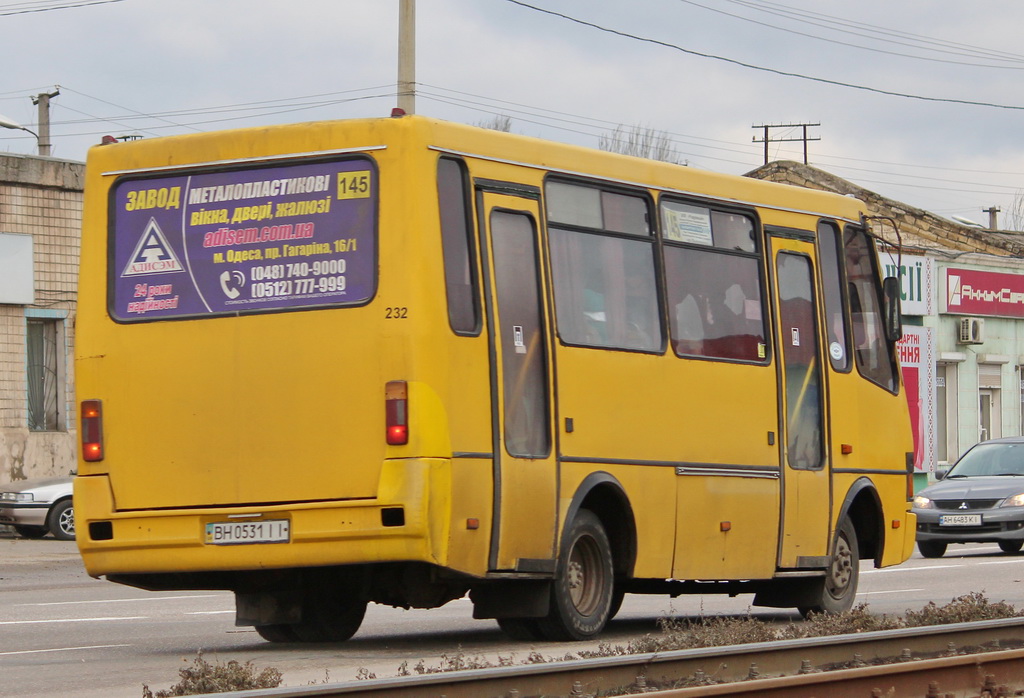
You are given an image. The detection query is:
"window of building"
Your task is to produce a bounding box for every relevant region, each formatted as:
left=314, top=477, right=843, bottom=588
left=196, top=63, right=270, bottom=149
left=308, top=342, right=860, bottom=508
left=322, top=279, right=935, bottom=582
left=546, top=181, right=662, bottom=352
left=437, top=157, right=479, bottom=334
left=661, top=199, right=766, bottom=362
left=26, top=317, right=63, bottom=431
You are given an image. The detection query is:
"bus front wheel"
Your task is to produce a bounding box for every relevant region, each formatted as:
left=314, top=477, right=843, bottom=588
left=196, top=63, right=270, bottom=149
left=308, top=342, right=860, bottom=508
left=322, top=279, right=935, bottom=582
left=536, top=509, right=614, bottom=641
left=799, top=518, right=859, bottom=617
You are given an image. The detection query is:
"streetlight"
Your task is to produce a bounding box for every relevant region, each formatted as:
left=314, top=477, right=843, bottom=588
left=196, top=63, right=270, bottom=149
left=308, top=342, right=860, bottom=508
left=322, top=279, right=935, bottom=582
left=0, top=113, right=40, bottom=152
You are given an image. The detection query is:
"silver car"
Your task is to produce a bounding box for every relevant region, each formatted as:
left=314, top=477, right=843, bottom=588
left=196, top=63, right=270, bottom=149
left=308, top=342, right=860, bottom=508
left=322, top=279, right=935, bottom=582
left=913, top=437, right=1024, bottom=558
left=0, top=477, right=75, bottom=540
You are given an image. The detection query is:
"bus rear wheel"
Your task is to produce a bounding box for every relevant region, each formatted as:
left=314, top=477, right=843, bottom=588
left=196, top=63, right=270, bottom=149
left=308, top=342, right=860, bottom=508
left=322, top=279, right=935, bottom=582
left=256, top=591, right=367, bottom=643
left=799, top=518, right=859, bottom=617
left=497, top=617, right=544, bottom=641
left=291, top=593, right=367, bottom=642
left=536, top=510, right=613, bottom=641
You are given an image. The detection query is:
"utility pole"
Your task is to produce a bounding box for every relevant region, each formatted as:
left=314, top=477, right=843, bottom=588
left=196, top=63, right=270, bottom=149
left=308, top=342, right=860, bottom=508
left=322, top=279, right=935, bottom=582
left=397, top=0, right=415, bottom=114
left=32, top=88, right=59, bottom=156
left=752, top=122, right=820, bottom=165
left=983, top=205, right=1001, bottom=230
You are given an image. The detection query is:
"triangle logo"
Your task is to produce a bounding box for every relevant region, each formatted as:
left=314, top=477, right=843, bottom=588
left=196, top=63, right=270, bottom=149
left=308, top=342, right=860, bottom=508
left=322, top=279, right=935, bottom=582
left=122, top=217, right=185, bottom=277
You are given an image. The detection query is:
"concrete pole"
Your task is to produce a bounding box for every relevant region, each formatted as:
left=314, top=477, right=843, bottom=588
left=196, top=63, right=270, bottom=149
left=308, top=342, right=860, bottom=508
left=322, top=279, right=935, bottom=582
left=984, top=206, right=1001, bottom=230
left=397, top=0, right=415, bottom=114
left=32, top=89, right=59, bottom=156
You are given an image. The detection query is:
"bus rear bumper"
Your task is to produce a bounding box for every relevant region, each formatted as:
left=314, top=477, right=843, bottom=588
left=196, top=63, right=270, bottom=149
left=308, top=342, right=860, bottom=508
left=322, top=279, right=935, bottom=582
left=73, top=464, right=443, bottom=581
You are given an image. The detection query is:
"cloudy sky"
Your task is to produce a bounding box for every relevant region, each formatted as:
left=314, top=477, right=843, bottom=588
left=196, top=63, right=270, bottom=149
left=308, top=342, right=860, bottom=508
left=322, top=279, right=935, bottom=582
left=5, top=0, right=1024, bottom=229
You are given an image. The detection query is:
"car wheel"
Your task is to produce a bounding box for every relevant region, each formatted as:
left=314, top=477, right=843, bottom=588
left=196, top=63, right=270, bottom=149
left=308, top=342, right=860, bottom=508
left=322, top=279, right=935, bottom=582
left=999, top=540, right=1024, bottom=554
left=13, top=525, right=47, bottom=539
left=535, top=509, right=614, bottom=641
left=47, top=499, right=75, bottom=541
left=917, top=541, right=947, bottom=558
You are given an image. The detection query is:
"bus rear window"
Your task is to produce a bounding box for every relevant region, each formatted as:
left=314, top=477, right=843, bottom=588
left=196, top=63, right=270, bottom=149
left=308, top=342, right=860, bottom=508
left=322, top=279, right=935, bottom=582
left=109, top=157, right=377, bottom=322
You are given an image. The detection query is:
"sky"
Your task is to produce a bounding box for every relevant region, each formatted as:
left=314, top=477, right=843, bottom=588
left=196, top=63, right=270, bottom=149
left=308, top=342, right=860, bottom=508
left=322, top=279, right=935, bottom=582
left=5, top=0, right=1024, bottom=229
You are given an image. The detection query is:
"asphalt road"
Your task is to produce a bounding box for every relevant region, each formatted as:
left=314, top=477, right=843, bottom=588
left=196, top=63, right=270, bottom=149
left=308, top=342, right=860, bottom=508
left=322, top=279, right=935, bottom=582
left=4, top=528, right=1024, bottom=698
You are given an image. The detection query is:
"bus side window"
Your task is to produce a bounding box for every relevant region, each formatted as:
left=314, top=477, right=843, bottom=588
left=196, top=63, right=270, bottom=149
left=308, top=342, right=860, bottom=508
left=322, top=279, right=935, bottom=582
left=843, top=225, right=897, bottom=392
left=546, top=181, right=662, bottom=353
left=437, top=157, right=479, bottom=334
left=817, top=220, right=849, bottom=371
left=662, top=200, right=766, bottom=362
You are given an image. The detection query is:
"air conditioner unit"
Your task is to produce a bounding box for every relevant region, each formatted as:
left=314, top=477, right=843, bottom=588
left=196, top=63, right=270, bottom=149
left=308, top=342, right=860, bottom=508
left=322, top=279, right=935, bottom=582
left=957, top=317, right=985, bottom=345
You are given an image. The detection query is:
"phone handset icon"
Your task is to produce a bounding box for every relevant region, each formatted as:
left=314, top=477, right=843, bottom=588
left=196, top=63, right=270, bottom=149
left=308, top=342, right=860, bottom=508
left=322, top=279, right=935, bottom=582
left=220, top=270, right=244, bottom=299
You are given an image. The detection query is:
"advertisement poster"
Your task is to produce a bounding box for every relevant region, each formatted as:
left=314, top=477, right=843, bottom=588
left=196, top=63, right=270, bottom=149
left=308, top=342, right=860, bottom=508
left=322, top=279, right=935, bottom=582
left=879, top=251, right=934, bottom=316
left=898, top=326, right=936, bottom=472
left=944, top=266, right=1024, bottom=318
left=110, top=157, right=376, bottom=322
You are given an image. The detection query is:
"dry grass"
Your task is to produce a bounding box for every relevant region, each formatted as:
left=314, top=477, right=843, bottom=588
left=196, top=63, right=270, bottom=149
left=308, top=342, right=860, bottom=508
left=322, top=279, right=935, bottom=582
left=142, top=592, right=1020, bottom=695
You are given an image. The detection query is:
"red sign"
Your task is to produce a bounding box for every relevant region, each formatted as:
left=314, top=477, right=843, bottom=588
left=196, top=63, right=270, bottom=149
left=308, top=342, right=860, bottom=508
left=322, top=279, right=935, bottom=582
left=945, top=267, right=1024, bottom=318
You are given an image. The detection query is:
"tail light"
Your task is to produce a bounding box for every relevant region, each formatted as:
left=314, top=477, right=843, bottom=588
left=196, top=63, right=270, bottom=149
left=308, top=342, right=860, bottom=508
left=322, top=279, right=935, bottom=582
left=385, top=381, right=408, bottom=446
left=81, top=400, right=104, bottom=462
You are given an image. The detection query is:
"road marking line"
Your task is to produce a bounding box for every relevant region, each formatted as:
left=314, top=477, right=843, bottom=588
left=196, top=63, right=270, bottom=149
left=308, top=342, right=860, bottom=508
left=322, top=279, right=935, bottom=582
left=863, top=564, right=962, bottom=573
left=978, top=559, right=1024, bottom=565
left=0, top=616, right=147, bottom=625
left=0, top=644, right=131, bottom=657
left=858, top=589, right=924, bottom=595
left=19, top=594, right=221, bottom=607
left=186, top=610, right=233, bottom=615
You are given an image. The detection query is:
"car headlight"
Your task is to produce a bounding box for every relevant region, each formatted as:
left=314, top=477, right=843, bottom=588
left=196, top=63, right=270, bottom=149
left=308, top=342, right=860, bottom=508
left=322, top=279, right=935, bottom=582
left=0, top=492, right=33, bottom=502
left=1000, top=493, right=1024, bottom=508
left=913, top=495, right=934, bottom=509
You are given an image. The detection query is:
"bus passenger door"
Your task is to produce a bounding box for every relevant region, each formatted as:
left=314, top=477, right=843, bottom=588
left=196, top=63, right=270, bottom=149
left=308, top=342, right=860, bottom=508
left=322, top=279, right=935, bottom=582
left=770, top=235, right=832, bottom=568
left=477, top=188, right=558, bottom=572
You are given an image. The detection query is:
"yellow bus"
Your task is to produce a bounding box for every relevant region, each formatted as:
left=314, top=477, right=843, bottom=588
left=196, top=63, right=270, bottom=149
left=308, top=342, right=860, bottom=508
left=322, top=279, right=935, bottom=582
left=74, top=114, right=915, bottom=642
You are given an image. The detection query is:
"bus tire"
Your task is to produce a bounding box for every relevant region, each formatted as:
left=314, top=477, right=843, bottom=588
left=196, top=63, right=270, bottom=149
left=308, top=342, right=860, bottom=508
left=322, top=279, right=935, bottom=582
left=254, top=624, right=299, bottom=643
left=291, top=593, right=367, bottom=643
left=799, top=518, right=859, bottom=617
left=536, top=509, right=613, bottom=641
left=917, top=541, right=947, bottom=558
left=497, top=617, right=544, bottom=641
left=608, top=587, right=626, bottom=621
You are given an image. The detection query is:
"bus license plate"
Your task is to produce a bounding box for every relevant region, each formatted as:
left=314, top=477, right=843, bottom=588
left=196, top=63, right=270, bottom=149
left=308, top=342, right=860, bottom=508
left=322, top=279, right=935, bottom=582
left=205, top=519, right=290, bottom=545
left=938, top=514, right=982, bottom=526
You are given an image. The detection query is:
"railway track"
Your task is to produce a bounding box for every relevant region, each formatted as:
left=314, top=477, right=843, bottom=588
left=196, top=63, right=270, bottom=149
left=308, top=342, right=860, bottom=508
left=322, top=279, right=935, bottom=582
left=196, top=617, right=1024, bottom=697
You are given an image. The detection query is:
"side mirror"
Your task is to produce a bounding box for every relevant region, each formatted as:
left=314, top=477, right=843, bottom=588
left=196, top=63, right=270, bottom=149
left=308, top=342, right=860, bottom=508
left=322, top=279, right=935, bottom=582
left=882, top=276, right=902, bottom=343
left=935, top=468, right=948, bottom=481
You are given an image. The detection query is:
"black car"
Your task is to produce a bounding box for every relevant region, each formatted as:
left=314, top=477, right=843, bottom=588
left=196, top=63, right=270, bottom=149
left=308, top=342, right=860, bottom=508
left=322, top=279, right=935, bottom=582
left=913, top=437, right=1024, bottom=558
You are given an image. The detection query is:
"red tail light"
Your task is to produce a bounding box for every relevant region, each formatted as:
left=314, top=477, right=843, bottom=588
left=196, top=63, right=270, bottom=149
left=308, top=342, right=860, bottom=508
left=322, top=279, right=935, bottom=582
left=81, top=400, right=104, bottom=462
left=385, top=381, right=408, bottom=446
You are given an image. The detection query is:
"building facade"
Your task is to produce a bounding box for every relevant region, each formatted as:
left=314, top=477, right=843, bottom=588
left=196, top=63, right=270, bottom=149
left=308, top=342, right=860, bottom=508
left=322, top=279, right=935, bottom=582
left=0, top=153, right=83, bottom=484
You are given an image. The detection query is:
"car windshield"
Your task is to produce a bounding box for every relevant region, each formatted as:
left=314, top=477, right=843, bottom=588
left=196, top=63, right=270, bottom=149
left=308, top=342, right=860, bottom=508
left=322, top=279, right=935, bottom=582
left=947, top=442, right=1024, bottom=478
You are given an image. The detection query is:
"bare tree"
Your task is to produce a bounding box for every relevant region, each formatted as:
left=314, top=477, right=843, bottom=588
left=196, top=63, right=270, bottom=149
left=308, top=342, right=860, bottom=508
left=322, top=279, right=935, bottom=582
left=475, top=114, right=513, bottom=132
left=1003, top=190, right=1024, bottom=232
left=598, top=124, right=686, bottom=165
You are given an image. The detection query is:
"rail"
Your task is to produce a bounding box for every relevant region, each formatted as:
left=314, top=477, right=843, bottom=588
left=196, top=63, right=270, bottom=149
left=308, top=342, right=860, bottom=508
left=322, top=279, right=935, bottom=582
left=192, top=617, right=1024, bottom=697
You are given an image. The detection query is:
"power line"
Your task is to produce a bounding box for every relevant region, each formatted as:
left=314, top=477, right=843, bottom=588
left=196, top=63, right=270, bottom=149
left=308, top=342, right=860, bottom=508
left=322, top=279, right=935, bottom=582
left=707, top=0, right=1024, bottom=65
left=503, top=0, right=1024, bottom=111
left=679, top=0, right=1024, bottom=68
left=0, top=0, right=124, bottom=16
